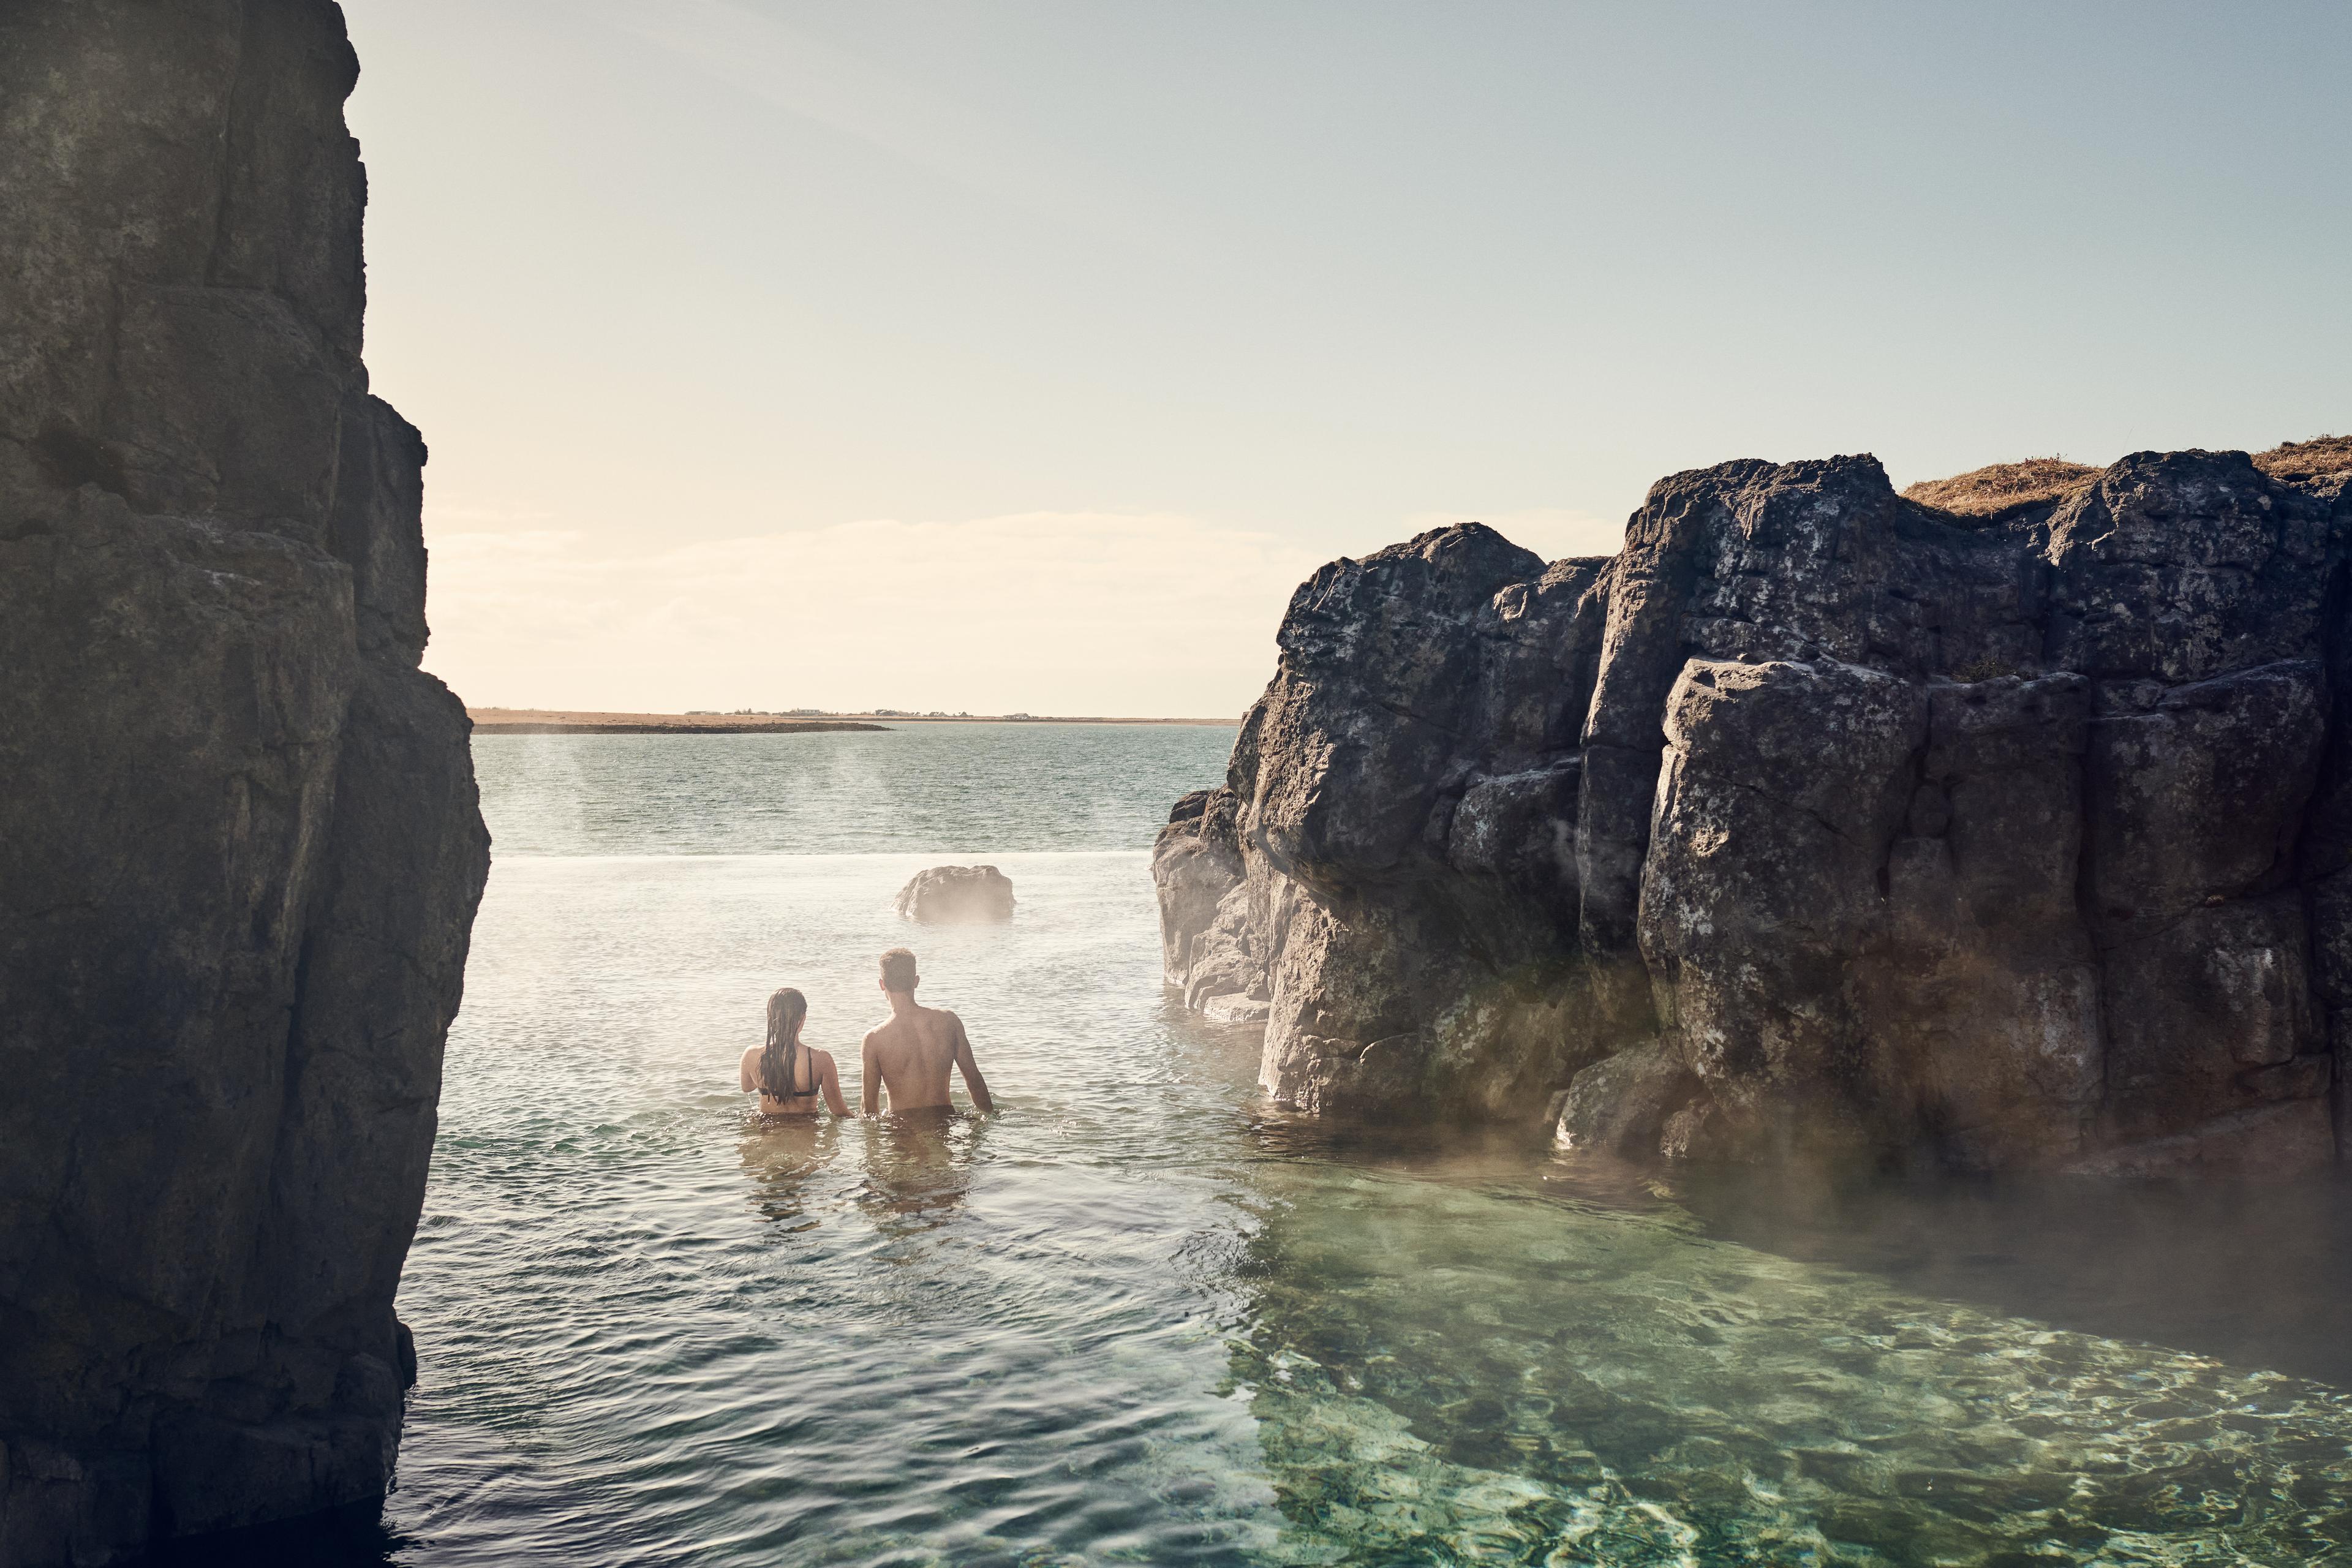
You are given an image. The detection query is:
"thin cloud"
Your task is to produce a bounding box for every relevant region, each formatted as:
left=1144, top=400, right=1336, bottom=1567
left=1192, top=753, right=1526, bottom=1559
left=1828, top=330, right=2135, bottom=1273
left=421, top=511, right=1321, bottom=717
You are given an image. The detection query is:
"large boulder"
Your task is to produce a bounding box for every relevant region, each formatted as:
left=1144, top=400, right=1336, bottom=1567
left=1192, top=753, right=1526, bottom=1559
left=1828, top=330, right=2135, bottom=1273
left=1207, top=527, right=1618, bottom=1121
left=0, top=5, right=488, bottom=1561
left=1158, top=448, right=2352, bottom=1174
left=895, top=865, right=1017, bottom=924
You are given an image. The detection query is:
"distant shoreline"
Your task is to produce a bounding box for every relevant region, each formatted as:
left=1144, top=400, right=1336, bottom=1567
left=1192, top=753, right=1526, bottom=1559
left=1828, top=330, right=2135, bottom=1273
left=467, top=707, right=1238, bottom=734
left=475, top=718, right=886, bottom=735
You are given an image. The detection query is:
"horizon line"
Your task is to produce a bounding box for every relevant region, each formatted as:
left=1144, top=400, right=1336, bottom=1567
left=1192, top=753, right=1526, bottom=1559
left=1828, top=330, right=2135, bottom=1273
left=466, top=706, right=1242, bottom=728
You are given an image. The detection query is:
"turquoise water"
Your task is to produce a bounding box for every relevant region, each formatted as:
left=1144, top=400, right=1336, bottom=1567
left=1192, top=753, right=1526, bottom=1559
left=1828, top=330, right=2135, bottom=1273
left=351, top=725, right=2352, bottom=1566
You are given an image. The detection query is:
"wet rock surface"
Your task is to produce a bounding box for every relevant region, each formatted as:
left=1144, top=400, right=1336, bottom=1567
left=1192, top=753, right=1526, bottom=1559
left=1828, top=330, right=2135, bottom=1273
left=0, top=4, right=488, bottom=1561
left=894, top=865, right=1018, bottom=924
left=1158, top=447, right=2352, bottom=1173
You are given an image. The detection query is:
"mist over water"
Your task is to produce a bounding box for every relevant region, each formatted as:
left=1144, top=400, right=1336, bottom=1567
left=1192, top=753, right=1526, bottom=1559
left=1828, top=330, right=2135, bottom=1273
left=470, top=724, right=1230, bottom=856
left=341, top=725, right=2352, bottom=1566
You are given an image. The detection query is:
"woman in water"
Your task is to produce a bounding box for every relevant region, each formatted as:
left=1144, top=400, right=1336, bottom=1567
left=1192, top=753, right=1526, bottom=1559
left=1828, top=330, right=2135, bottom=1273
left=739, top=987, right=852, bottom=1118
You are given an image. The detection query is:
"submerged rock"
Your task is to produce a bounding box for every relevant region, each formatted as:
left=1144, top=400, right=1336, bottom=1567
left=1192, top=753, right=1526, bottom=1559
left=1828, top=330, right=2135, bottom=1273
left=1157, top=447, right=2352, bottom=1173
left=895, top=865, right=1017, bottom=924
left=0, top=5, right=488, bottom=1561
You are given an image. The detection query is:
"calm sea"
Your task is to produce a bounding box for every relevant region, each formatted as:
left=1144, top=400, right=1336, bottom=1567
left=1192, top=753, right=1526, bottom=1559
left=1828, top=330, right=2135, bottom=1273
left=230, top=725, right=2352, bottom=1565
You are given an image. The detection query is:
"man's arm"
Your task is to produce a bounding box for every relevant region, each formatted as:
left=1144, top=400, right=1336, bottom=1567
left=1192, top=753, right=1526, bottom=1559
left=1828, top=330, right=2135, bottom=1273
left=949, top=1013, right=995, bottom=1114
left=860, top=1031, right=882, bottom=1117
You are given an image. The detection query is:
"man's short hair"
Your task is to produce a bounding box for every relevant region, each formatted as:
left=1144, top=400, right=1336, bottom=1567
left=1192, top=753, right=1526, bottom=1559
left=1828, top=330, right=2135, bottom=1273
left=880, top=948, right=919, bottom=993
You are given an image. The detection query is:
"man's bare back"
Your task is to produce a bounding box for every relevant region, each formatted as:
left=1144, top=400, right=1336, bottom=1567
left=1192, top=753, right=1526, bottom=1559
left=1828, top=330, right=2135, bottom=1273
left=861, top=948, right=995, bottom=1115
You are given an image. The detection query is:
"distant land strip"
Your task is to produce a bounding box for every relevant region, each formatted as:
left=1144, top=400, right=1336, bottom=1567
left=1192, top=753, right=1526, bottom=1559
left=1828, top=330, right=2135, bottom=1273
left=474, top=718, right=885, bottom=735
left=467, top=707, right=1237, bottom=733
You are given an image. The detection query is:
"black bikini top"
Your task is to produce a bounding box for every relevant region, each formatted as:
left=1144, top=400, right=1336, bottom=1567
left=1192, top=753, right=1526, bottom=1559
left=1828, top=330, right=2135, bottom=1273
left=763, top=1047, right=820, bottom=1102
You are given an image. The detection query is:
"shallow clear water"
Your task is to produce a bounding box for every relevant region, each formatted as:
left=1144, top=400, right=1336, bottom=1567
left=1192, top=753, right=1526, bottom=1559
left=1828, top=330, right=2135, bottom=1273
left=254, top=726, right=2352, bottom=1564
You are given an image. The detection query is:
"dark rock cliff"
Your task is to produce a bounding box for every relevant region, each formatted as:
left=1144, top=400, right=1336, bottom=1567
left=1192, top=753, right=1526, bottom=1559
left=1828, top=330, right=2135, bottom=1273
left=0, top=4, right=489, bottom=1561
left=1158, top=446, right=2352, bottom=1175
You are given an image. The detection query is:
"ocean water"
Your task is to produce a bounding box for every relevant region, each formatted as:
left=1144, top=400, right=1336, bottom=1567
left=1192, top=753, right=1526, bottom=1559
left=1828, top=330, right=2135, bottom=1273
left=254, top=725, right=2352, bottom=1565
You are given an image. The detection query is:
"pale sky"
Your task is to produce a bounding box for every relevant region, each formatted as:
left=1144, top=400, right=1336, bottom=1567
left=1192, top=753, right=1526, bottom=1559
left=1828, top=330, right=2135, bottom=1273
left=342, top=1, right=2351, bottom=718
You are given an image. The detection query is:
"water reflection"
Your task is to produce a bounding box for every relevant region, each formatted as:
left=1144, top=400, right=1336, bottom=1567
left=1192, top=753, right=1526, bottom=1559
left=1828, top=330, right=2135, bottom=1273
left=736, top=1107, right=995, bottom=1236
left=737, top=1114, right=844, bottom=1231
left=855, top=1108, right=986, bottom=1231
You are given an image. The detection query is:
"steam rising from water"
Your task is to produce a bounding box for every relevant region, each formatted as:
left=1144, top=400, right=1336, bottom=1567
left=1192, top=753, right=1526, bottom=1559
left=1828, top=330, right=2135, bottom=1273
left=472, top=724, right=1229, bottom=858
left=341, top=728, right=2352, bottom=1566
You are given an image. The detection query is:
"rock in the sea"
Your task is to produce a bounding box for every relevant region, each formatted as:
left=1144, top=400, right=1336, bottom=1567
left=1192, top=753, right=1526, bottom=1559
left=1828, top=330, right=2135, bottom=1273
left=0, top=6, right=489, bottom=1562
left=895, top=865, right=1017, bottom=924
left=1156, top=445, right=2352, bottom=1174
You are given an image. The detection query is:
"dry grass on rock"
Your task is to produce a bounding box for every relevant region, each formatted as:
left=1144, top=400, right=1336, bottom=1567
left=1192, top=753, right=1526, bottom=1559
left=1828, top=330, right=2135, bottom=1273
left=2255, top=435, right=2352, bottom=484
left=1902, top=458, right=2101, bottom=519
left=1909, top=438, right=2352, bottom=520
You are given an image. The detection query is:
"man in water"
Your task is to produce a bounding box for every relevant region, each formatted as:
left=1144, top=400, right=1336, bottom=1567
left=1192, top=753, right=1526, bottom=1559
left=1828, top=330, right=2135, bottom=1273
left=861, top=947, right=996, bottom=1115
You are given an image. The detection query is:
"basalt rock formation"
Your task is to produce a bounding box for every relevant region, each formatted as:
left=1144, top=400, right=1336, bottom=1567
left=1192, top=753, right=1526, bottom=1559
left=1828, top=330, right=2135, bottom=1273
left=895, top=865, right=1018, bottom=924
left=0, top=5, right=489, bottom=1561
left=1156, top=443, right=2352, bottom=1175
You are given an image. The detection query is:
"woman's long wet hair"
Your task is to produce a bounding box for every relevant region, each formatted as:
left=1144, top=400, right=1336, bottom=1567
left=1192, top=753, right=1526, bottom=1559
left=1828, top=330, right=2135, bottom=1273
left=759, top=987, right=812, bottom=1101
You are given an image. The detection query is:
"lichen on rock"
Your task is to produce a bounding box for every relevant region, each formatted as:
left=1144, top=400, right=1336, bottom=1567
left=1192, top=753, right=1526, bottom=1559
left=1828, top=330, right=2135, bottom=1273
left=1157, top=447, right=2352, bottom=1176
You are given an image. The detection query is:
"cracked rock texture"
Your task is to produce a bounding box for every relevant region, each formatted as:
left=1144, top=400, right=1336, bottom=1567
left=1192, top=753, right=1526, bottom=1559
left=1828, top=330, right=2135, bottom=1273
left=1157, top=448, right=2352, bottom=1175
left=0, top=4, right=489, bottom=1561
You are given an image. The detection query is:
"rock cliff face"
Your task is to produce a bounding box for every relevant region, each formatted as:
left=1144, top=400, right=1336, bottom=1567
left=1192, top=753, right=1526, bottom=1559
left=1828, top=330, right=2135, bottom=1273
left=1158, top=447, right=2352, bottom=1175
left=0, top=5, right=489, bottom=1561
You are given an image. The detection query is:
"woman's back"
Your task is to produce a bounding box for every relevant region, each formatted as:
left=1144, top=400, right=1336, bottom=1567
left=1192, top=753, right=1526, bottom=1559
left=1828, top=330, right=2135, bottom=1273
left=743, top=985, right=853, bottom=1118
left=741, top=1042, right=848, bottom=1117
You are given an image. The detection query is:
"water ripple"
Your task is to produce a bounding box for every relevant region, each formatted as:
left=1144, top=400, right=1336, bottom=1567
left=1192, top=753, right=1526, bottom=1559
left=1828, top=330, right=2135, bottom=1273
left=360, top=734, right=2352, bottom=1566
